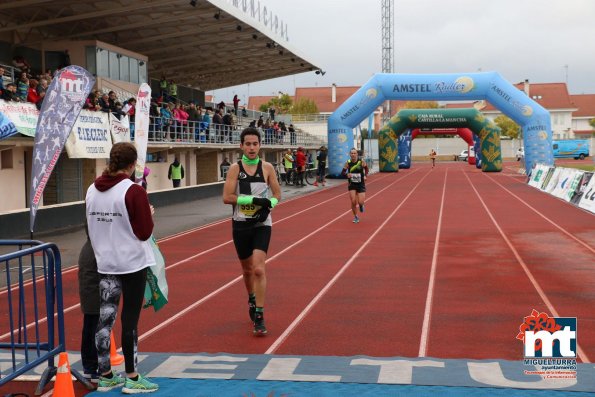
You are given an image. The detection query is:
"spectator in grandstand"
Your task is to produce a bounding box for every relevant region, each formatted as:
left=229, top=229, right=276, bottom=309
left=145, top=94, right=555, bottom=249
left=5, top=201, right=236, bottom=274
left=213, top=109, right=223, bottom=143
left=160, top=103, right=174, bottom=141
left=1, top=83, right=21, bottom=102
left=98, top=93, right=111, bottom=113
left=149, top=101, right=160, bottom=140
left=241, top=106, right=248, bottom=118
left=168, top=156, right=184, bottom=188
left=36, top=78, right=49, bottom=108
left=85, top=142, right=159, bottom=393
left=77, top=229, right=101, bottom=383
left=0, top=66, right=5, bottom=94
left=168, top=80, right=177, bottom=103
left=186, top=102, right=202, bottom=140
left=159, top=75, right=168, bottom=99
left=84, top=92, right=101, bottom=111
left=17, top=72, right=29, bottom=101
left=172, top=103, right=189, bottom=141
left=268, top=105, right=276, bottom=121
left=279, top=121, right=287, bottom=143
left=289, top=123, right=296, bottom=145
left=257, top=115, right=264, bottom=129
left=220, top=157, right=230, bottom=180
left=12, top=55, right=31, bottom=74
left=202, top=109, right=212, bottom=142
left=248, top=120, right=256, bottom=128
left=217, top=100, right=226, bottom=112
left=27, top=79, right=42, bottom=107
left=112, top=102, right=125, bottom=120
left=222, top=110, right=234, bottom=143
left=123, top=98, right=136, bottom=139
left=108, top=91, right=118, bottom=112
left=233, top=94, right=240, bottom=114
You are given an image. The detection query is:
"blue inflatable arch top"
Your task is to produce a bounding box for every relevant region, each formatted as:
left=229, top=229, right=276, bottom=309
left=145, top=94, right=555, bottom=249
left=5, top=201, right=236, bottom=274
left=327, top=72, right=553, bottom=176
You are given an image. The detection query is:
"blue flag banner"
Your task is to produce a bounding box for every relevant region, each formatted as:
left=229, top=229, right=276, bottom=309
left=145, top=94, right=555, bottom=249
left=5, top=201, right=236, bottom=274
left=0, top=110, right=17, bottom=141
left=29, top=66, right=95, bottom=232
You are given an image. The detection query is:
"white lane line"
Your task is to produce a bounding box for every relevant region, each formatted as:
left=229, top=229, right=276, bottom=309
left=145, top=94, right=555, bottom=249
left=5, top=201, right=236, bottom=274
left=265, top=170, right=433, bottom=354
left=137, top=171, right=419, bottom=343
left=488, top=173, right=595, bottom=255
left=464, top=172, right=591, bottom=363
left=418, top=169, right=448, bottom=357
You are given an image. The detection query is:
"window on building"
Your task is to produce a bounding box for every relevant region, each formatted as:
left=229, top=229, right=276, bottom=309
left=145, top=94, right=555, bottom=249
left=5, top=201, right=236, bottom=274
left=119, top=55, right=130, bottom=82
left=0, top=149, right=13, bottom=169
left=109, top=51, right=119, bottom=80
left=85, top=46, right=97, bottom=75
left=130, top=58, right=139, bottom=84
left=97, top=48, right=109, bottom=77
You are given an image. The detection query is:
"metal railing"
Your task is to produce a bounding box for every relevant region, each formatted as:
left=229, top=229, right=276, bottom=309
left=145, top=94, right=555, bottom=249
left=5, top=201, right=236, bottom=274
left=144, top=116, right=326, bottom=147
left=0, top=240, right=92, bottom=394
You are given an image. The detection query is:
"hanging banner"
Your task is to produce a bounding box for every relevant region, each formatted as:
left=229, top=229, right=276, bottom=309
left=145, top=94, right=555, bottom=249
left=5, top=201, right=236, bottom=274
left=0, top=110, right=18, bottom=141
left=0, top=101, right=38, bottom=137
left=65, top=110, right=111, bottom=158
left=29, top=66, right=95, bottom=232
left=134, top=83, right=151, bottom=181
left=110, top=113, right=131, bottom=143
left=577, top=175, right=595, bottom=214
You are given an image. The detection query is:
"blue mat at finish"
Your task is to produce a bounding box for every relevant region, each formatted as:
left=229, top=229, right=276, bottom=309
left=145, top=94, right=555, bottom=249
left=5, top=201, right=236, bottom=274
left=86, top=378, right=594, bottom=396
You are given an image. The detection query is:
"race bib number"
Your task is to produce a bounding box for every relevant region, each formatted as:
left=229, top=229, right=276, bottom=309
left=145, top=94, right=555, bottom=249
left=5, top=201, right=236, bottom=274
left=350, top=173, right=362, bottom=183
left=239, top=203, right=260, bottom=217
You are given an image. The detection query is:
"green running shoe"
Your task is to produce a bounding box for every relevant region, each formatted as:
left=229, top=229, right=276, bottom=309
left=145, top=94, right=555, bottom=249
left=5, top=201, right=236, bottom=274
left=97, top=370, right=125, bottom=391
left=122, top=374, right=159, bottom=394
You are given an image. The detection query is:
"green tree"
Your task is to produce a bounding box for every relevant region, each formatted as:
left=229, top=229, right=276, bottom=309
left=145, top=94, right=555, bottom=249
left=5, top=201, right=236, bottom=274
left=400, top=101, right=439, bottom=109
left=290, top=98, right=319, bottom=114
left=494, top=115, right=520, bottom=139
left=589, top=118, right=595, bottom=129
left=258, top=94, right=293, bottom=114
left=361, top=128, right=378, bottom=139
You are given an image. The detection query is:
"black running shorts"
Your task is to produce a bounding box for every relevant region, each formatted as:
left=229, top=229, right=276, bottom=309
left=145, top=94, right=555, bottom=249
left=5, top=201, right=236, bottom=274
left=232, top=224, right=272, bottom=260
left=348, top=183, right=366, bottom=193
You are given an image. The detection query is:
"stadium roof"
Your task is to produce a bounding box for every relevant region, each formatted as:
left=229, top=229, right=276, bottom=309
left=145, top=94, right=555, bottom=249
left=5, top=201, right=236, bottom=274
left=0, top=0, right=321, bottom=91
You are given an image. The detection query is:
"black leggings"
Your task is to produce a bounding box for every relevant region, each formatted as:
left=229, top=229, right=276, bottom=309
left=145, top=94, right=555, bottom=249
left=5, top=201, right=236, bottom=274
left=96, top=268, right=147, bottom=374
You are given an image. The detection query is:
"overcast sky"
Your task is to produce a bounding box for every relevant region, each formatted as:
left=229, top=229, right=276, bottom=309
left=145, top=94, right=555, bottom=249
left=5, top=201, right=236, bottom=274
left=210, top=0, right=595, bottom=105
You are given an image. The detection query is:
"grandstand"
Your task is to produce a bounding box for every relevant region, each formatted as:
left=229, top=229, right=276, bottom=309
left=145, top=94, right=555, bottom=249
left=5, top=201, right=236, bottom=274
left=0, top=0, right=324, bottom=213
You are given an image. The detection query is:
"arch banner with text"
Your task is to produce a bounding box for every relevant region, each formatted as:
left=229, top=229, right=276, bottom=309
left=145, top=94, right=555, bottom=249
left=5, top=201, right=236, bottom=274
left=327, top=72, right=553, bottom=176
left=380, top=108, right=502, bottom=172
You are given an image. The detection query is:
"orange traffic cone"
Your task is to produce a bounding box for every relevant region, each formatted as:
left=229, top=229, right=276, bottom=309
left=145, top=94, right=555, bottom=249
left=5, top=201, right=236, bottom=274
left=110, top=331, right=125, bottom=366
left=54, top=352, right=75, bottom=397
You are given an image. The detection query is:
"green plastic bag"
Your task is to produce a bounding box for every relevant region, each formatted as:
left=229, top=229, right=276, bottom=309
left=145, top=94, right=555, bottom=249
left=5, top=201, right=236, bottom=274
left=143, top=235, right=168, bottom=311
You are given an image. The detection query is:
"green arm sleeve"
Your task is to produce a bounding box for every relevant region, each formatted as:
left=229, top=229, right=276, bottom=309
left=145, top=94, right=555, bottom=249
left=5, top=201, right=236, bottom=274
left=236, top=196, right=253, bottom=205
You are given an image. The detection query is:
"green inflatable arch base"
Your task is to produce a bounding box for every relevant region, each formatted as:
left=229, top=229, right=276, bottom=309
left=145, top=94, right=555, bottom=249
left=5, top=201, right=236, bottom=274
left=379, top=108, right=503, bottom=172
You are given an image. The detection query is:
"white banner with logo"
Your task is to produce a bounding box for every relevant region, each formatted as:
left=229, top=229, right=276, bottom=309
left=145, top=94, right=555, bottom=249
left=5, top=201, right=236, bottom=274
left=134, top=83, right=151, bottom=181
left=544, top=167, right=562, bottom=194
left=65, top=110, right=111, bottom=158
left=564, top=169, right=584, bottom=202
left=528, top=164, right=548, bottom=189
left=551, top=168, right=574, bottom=199
left=110, top=113, right=131, bottom=143
left=577, top=175, right=595, bottom=214
left=0, top=100, right=38, bottom=137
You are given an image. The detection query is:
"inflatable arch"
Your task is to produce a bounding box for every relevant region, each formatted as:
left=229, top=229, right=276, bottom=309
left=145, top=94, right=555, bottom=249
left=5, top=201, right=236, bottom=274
left=327, top=72, right=553, bottom=176
left=381, top=108, right=502, bottom=171
left=399, top=128, right=475, bottom=168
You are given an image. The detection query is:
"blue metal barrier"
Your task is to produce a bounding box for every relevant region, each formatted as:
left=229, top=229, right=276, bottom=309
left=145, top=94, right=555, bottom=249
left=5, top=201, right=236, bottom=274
left=0, top=240, right=92, bottom=394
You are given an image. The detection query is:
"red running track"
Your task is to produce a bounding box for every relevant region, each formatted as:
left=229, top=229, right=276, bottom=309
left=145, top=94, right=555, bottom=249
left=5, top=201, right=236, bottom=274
left=2, top=162, right=594, bottom=363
